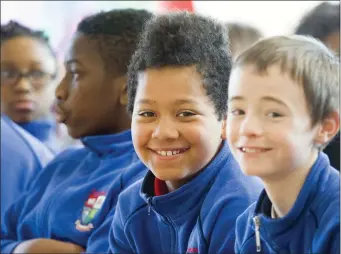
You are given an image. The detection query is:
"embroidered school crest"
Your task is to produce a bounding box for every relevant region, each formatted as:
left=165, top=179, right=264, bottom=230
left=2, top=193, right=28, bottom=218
left=75, top=190, right=106, bottom=232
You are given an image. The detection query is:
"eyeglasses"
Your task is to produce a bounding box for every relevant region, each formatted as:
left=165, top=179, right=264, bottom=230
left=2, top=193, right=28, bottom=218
left=1, top=69, right=56, bottom=88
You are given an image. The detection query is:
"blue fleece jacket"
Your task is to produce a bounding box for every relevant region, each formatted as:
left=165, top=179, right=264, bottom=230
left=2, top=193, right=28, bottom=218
left=1, top=129, right=147, bottom=253
left=109, top=141, right=264, bottom=254
left=1, top=116, right=53, bottom=220
left=18, top=119, right=60, bottom=153
left=235, top=152, right=340, bottom=254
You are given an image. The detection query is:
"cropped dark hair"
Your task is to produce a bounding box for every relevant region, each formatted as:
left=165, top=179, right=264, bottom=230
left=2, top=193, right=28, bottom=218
left=127, top=11, right=232, bottom=120
left=76, top=9, right=153, bottom=77
left=294, top=2, right=340, bottom=42
left=1, top=20, right=56, bottom=60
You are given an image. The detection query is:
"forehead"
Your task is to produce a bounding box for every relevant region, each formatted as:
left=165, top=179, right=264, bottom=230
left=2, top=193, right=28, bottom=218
left=65, top=32, right=104, bottom=67
left=229, top=65, right=306, bottom=105
left=1, top=36, right=55, bottom=70
left=136, top=66, right=210, bottom=102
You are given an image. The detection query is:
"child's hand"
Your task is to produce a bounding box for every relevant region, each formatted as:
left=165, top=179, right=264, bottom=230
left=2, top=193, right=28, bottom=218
left=13, top=238, right=85, bottom=253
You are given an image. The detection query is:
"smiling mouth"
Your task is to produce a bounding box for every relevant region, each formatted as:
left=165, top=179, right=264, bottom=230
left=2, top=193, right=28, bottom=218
left=239, top=147, right=272, bottom=153
left=149, top=148, right=190, bottom=157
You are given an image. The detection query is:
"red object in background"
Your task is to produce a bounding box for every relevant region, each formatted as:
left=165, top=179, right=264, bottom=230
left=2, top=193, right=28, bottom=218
left=157, top=1, right=194, bottom=13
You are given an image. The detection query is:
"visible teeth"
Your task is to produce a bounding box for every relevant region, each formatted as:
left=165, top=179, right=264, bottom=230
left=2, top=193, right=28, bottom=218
left=156, top=150, right=182, bottom=156
left=241, top=147, right=266, bottom=153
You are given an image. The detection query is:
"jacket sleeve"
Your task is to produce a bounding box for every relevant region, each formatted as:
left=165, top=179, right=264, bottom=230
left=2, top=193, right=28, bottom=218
left=1, top=189, right=36, bottom=253
left=1, top=157, right=64, bottom=253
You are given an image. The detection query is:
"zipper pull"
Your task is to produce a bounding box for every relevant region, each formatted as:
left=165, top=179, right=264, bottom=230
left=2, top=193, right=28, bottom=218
left=147, top=197, right=152, bottom=216
left=253, top=216, right=262, bottom=252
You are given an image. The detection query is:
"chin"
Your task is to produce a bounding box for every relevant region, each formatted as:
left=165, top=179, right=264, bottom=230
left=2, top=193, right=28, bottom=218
left=67, top=127, right=83, bottom=140
left=239, top=165, right=264, bottom=177
left=151, top=168, right=184, bottom=182
left=12, top=113, right=34, bottom=124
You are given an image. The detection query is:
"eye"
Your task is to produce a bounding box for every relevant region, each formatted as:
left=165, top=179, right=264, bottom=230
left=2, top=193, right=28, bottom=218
left=138, top=111, right=155, bottom=117
left=177, top=111, right=196, bottom=117
left=267, top=112, right=283, bottom=118
left=229, top=109, right=245, bottom=116
left=30, top=70, right=47, bottom=78
left=68, top=67, right=82, bottom=78
left=1, top=70, right=17, bottom=79
left=69, top=70, right=80, bottom=77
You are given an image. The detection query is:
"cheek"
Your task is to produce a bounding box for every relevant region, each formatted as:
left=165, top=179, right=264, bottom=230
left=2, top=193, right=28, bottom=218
left=36, top=86, right=55, bottom=105
left=67, top=87, right=93, bottom=115
left=184, top=122, right=222, bottom=156
left=131, top=120, right=150, bottom=152
left=226, top=119, right=240, bottom=143
left=0, top=87, right=11, bottom=105
left=272, top=121, right=311, bottom=149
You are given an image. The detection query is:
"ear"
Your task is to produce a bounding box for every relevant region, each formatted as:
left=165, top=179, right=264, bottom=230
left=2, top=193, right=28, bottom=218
left=221, top=117, right=227, bottom=140
left=314, top=111, right=340, bottom=146
left=114, top=76, right=128, bottom=106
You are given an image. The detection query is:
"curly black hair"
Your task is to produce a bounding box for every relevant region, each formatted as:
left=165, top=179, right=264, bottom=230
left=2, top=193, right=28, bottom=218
left=1, top=20, right=56, bottom=60
left=76, top=9, right=153, bottom=77
left=127, top=11, right=232, bottom=120
left=294, top=2, right=340, bottom=42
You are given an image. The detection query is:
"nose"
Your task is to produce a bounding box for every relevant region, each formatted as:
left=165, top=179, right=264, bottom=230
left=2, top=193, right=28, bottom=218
left=152, top=116, right=179, bottom=141
left=239, top=114, right=264, bottom=137
left=13, top=77, right=33, bottom=94
left=55, top=76, right=68, bottom=101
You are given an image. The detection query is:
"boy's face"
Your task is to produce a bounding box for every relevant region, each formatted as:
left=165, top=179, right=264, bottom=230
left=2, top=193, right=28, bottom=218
left=227, top=65, right=321, bottom=179
left=55, top=32, right=125, bottom=139
left=132, top=66, right=224, bottom=190
left=1, top=37, right=57, bottom=123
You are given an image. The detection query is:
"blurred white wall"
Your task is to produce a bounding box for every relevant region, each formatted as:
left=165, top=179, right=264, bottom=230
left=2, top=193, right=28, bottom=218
left=1, top=1, right=339, bottom=54
left=1, top=1, right=156, bottom=51
left=193, top=1, right=338, bottom=36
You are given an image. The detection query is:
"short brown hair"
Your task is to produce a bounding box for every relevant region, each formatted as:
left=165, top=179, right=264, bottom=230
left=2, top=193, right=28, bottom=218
left=226, top=22, right=263, bottom=59
left=234, top=35, right=339, bottom=129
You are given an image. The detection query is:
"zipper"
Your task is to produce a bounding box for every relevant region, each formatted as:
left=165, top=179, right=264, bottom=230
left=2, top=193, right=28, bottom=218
left=253, top=216, right=262, bottom=252
left=147, top=198, right=176, bottom=253
left=164, top=215, right=176, bottom=254
left=147, top=197, right=152, bottom=215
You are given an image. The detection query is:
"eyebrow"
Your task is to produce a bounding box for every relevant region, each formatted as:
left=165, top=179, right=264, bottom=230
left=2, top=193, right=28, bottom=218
left=136, top=98, right=198, bottom=105
left=228, top=95, right=288, bottom=107
left=0, top=61, right=53, bottom=72
left=228, top=96, right=244, bottom=103
left=1, top=60, right=43, bottom=65
left=137, top=99, right=156, bottom=105
left=174, top=99, right=198, bottom=105
left=261, top=96, right=288, bottom=108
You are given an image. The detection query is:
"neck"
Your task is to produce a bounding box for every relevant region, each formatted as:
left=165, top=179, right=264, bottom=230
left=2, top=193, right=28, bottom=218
left=262, top=150, right=318, bottom=218
left=165, top=179, right=188, bottom=192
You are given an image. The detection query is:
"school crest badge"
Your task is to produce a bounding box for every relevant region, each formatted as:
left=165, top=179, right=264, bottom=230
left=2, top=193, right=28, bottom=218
left=75, top=190, right=106, bottom=232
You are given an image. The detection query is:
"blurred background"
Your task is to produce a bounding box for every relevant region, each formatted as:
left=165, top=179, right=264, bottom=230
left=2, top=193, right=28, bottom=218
left=1, top=1, right=338, bottom=60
